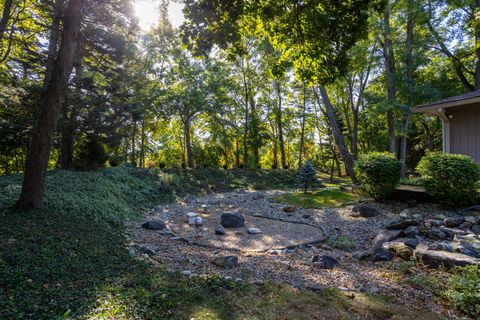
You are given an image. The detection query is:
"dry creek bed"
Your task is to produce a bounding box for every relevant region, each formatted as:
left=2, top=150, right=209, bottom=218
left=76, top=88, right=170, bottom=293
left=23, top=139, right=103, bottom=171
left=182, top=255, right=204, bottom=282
left=129, top=189, right=468, bottom=319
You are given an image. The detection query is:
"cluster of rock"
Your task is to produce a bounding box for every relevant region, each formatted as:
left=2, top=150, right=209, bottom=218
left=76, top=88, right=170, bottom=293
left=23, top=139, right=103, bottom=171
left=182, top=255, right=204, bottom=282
left=352, top=207, right=480, bottom=268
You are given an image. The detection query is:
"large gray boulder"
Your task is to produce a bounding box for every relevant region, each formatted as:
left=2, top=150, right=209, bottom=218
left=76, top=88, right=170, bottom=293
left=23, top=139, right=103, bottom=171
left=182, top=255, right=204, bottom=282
left=444, top=216, right=465, bottom=228
left=383, top=241, right=414, bottom=260
left=353, top=247, right=394, bottom=262
left=211, top=255, right=239, bottom=268
left=351, top=204, right=379, bottom=218
left=414, top=244, right=480, bottom=269
left=221, top=211, right=245, bottom=228
left=141, top=220, right=166, bottom=230
left=386, top=219, right=419, bottom=230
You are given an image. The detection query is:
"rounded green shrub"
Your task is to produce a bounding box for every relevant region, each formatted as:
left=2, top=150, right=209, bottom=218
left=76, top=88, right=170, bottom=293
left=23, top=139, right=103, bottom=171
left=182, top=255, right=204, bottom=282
left=417, top=152, right=480, bottom=208
left=354, top=152, right=401, bottom=199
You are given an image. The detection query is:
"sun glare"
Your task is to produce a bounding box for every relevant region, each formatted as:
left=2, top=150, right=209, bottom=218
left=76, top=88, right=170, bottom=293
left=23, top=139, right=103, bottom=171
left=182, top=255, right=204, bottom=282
left=133, top=0, right=185, bottom=30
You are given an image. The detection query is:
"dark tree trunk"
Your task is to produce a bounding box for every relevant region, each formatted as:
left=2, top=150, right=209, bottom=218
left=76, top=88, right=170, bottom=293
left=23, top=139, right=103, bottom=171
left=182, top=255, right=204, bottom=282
left=383, top=3, right=397, bottom=154
left=131, top=120, right=136, bottom=165
left=17, top=0, right=85, bottom=209
left=59, top=42, right=83, bottom=169
left=140, top=119, right=146, bottom=168
left=400, top=0, right=415, bottom=177
left=0, top=0, right=13, bottom=41
left=44, top=0, right=64, bottom=90
left=314, top=86, right=356, bottom=181
left=298, top=83, right=307, bottom=169
left=184, top=120, right=194, bottom=168
left=275, top=82, right=286, bottom=169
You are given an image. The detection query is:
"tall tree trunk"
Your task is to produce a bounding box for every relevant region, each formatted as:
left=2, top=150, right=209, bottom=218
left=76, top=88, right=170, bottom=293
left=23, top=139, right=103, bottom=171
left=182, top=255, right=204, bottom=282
left=0, top=0, right=13, bottom=41
left=131, top=120, right=136, bottom=165
left=140, top=119, right=146, bottom=168
left=184, top=120, right=194, bottom=168
left=314, top=86, right=356, bottom=181
left=16, top=0, right=85, bottom=209
left=275, top=82, right=287, bottom=169
left=383, top=3, right=397, bottom=154
left=400, top=0, right=414, bottom=177
left=44, top=0, right=65, bottom=90
left=250, top=97, right=260, bottom=168
left=59, top=41, right=83, bottom=169
left=298, top=83, right=307, bottom=169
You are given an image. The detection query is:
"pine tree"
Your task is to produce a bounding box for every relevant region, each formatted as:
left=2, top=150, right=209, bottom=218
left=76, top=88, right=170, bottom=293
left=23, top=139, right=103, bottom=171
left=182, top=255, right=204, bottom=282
left=298, top=160, right=321, bottom=194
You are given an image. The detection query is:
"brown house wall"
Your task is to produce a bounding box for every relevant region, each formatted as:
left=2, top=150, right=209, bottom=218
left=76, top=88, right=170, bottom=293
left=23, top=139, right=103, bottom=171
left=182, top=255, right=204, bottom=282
left=446, top=103, right=480, bottom=162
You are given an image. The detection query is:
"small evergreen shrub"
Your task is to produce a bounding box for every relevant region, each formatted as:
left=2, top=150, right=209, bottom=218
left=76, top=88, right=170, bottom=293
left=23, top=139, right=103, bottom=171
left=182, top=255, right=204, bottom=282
left=417, top=152, right=480, bottom=208
left=298, top=160, right=320, bottom=194
left=354, top=152, right=401, bottom=199
left=444, top=265, right=480, bottom=317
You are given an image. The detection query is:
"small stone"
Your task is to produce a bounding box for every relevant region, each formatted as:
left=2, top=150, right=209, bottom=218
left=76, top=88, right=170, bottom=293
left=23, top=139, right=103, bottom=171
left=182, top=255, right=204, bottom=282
left=308, top=283, right=323, bottom=292
left=139, top=244, right=156, bottom=256
left=312, top=255, right=339, bottom=269
left=153, top=205, right=163, bottom=213
left=472, top=225, right=480, bottom=235
left=141, top=220, right=166, bottom=230
left=433, top=214, right=446, bottom=220
left=354, top=247, right=394, bottom=262
left=215, top=225, right=226, bottom=235
left=455, top=242, right=480, bottom=258
left=464, top=216, right=480, bottom=224
left=193, top=216, right=203, bottom=226
left=283, top=206, right=297, bottom=213
left=404, top=225, right=420, bottom=238
left=444, top=216, right=465, bottom=228
left=351, top=204, right=379, bottom=217
left=459, top=222, right=473, bottom=230
left=302, top=214, right=311, bottom=219
left=399, top=209, right=410, bottom=219
left=247, top=227, right=262, bottom=235
left=386, top=219, right=419, bottom=230
left=211, top=255, right=239, bottom=268
left=429, top=242, right=454, bottom=252
left=403, top=238, right=419, bottom=248
left=181, top=270, right=192, bottom=277
left=412, top=214, right=423, bottom=221
left=185, top=212, right=198, bottom=222
left=426, top=219, right=443, bottom=227
left=428, top=228, right=446, bottom=240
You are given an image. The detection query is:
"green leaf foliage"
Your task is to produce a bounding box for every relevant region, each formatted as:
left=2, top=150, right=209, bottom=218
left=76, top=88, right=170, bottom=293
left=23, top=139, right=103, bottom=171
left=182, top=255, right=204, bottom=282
left=444, top=265, right=480, bottom=317
left=354, top=152, right=401, bottom=199
left=417, top=152, right=480, bottom=208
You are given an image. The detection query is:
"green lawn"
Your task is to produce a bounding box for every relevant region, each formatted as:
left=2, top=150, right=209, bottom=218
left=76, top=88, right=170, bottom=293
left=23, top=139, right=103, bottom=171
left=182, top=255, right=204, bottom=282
left=0, top=167, right=443, bottom=319
left=273, top=189, right=360, bottom=208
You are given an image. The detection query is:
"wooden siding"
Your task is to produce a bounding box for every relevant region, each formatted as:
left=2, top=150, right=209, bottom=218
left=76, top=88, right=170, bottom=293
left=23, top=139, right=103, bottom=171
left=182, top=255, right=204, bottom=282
left=446, top=103, right=480, bottom=162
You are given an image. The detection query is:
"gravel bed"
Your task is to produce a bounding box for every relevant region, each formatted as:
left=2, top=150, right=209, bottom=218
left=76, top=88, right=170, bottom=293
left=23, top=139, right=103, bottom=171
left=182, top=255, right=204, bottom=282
left=130, top=190, right=462, bottom=319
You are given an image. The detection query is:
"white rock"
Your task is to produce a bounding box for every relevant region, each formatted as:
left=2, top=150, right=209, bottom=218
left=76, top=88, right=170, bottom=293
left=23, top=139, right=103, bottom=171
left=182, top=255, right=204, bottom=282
left=185, top=212, right=198, bottom=223
left=247, top=227, right=263, bottom=235
left=194, top=216, right=203, bottom=226
left=181, top=270, right=192, bottom=277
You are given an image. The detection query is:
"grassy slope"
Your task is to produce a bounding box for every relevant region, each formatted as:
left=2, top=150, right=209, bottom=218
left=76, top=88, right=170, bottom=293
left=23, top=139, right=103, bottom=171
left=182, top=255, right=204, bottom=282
left=0, top=167, right=442, bottom=319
